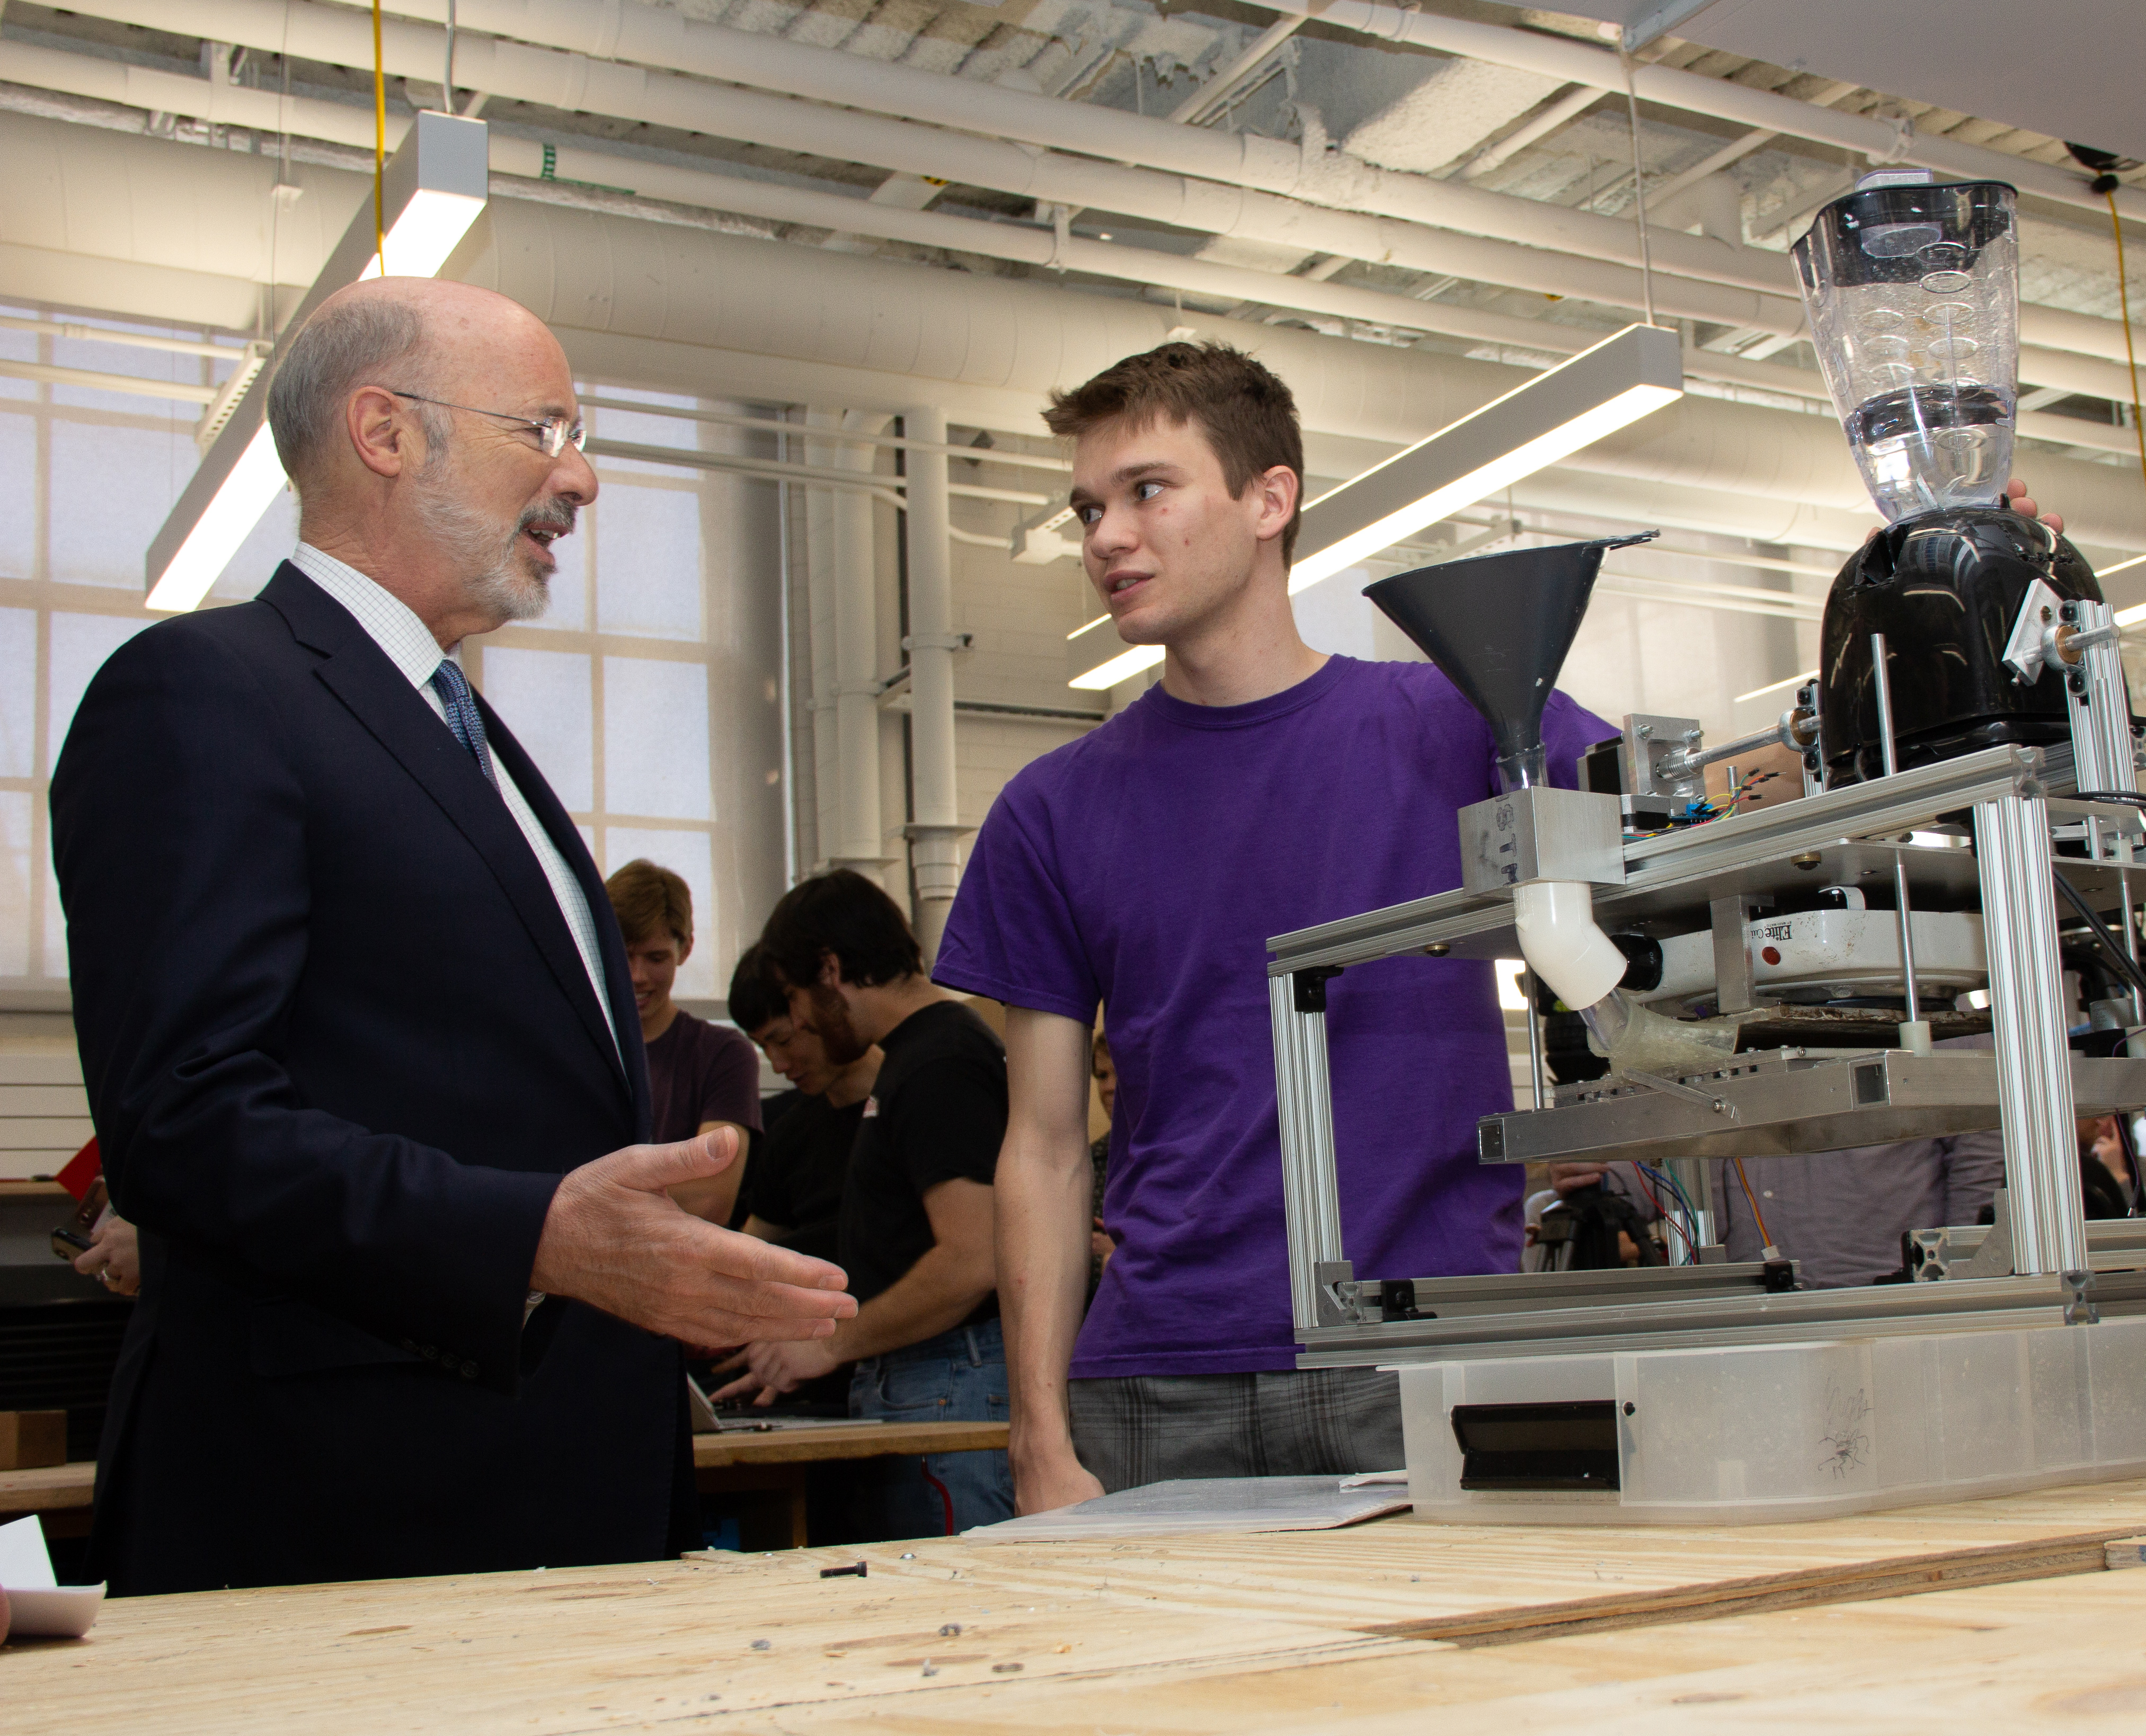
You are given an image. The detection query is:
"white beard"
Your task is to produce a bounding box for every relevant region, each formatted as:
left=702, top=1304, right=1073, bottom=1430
left=410, top=466, right=558, bottom=624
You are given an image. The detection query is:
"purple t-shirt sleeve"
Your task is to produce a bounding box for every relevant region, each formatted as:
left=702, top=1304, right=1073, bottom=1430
left=692, top=1023, right=764, bottom=1133
left=933, top=776, right=1099, bottom=1025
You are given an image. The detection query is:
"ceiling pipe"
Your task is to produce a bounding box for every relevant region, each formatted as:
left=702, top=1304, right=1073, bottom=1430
left=1456, top=84, right=1608, bottom=181
left=551, top=324, right=2061, bottom=560
left=30, top=6, right=1808, bottom=327
left=824, top=410, right=893, bottom=887
left=0, top=110, right=2126, bottom=567
left=901, top=402, right=966, bottom=967
left=407, top=2, right=2144, bottom=356
left=1168, top=14, right=1305, bottom=128
left=366, top=0, right=2139, bottom=362
left=6, top=99, right=2135, bottom=460
left=1255, top=0, right=2146, bottom=228
left=31, top=7, right=2142, bottom=388
left=452, top=199, right=2146, bottom=557
left=0, top=95, right=2120, bottom=549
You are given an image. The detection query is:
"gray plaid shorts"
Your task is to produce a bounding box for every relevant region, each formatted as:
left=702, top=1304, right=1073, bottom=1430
left=1068, top=1366, right=1404, bottom=1493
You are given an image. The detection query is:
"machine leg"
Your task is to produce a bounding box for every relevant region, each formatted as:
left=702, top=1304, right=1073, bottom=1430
left=1972, top=794, right=2089, bottom=1279
left=1270, top=972, right=1346, bottom=1332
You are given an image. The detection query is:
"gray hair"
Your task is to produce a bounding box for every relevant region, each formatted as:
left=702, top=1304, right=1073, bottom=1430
left=267, top=296, right=446, bottom=488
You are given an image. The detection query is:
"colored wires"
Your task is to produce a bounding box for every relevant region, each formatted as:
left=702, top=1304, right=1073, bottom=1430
left=1731, top=1156, right=1776, bottom=1252
left=1633, top=1162, right=1697, bottom=1255
left=1622, top=769, right=1782, bottom=842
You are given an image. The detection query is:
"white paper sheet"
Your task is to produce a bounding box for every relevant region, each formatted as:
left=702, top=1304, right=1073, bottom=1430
left=0, top=1514, right=106, bottom=1638
left=961, top=1475, right=1413, bottom=1544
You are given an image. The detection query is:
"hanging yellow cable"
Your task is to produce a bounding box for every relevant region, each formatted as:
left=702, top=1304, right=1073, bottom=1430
left=2112, top=190, right=2146, bottom=497
left=372, top=0, right=386, bottom=270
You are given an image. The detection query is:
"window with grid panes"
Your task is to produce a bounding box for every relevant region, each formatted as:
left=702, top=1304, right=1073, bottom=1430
left=0, top=309, right=787, bottom=1007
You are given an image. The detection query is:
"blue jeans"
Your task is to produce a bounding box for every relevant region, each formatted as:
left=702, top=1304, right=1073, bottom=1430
left=849, top=1317, right=1014, bottom=1539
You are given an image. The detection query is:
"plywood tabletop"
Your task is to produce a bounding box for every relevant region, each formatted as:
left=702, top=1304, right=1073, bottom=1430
left=0, top=1461, right=93, bottom=1514
left=0, top=1422, right=1007, bottom=1520
left=7, top=1477, right=2146, bottom=1733
left=693, top=1420, right=1006, bottom=1468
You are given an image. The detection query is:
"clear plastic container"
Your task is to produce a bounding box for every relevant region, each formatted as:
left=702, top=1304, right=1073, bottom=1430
left=1793, top=172, right=2019, bottom=522
left=1398, top=1317, right=2146, bottom=1525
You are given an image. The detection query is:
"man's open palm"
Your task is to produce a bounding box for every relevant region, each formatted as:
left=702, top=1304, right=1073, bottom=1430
left=531, top=1128, right=856, bottom=1346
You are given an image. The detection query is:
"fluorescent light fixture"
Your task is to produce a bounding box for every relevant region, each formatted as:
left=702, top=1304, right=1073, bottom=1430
left=1287, top=324, right=1683, bottom=594
left=1735, top=668, right=1820, bottom=705
left=1067, top=612, right=1162, bottom=689
left=146, top=112, right=490, bottom=612
left=1065, top=325, right=1682, bottom=688
left=2105, top=554, right=2146, bottom=627
left=145, top=421, right=289, bottom=616
left=358, top=186, right=491, bottom=281
left=1070, top=642, right=1164, bottom=691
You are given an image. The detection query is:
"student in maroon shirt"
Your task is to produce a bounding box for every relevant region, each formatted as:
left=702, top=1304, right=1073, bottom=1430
left=605, top=859, right=762, bottom=1227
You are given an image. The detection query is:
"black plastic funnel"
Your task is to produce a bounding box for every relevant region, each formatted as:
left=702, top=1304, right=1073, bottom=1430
left=1364, top=531, right=1655, bottom=789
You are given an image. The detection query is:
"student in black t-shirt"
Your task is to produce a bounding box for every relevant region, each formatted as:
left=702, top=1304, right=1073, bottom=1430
left=719, top=944, right=882, bottom=1415
left=726, top=945, right=881, bottom=1267
left=716, top=870, right=1013, bottom=1538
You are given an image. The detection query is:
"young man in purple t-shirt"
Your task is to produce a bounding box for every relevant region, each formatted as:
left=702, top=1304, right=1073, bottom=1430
left=931, top=343, right=1607, bottom=1512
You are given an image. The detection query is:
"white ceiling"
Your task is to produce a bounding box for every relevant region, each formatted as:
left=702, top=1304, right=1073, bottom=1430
left=1566, top=0, right=2146, bottom=163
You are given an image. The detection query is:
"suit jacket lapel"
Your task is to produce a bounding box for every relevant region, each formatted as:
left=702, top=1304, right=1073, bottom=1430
left=262, top=566, right=631, bottom=1102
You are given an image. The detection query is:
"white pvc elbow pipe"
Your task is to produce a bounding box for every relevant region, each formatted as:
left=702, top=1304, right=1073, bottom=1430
left=1513, top=880, right=1629, bottom=1012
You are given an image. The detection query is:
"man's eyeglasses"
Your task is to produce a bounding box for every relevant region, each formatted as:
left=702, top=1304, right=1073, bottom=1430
left=390, top=390, right=587, bottom=458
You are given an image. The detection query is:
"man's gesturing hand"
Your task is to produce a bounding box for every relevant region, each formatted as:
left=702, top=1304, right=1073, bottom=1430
left=530, top=1129, right=856, bottom=1346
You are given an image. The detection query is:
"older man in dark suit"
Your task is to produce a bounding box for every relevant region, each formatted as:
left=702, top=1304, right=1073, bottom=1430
left=50, top=276, right=855, bottom=1596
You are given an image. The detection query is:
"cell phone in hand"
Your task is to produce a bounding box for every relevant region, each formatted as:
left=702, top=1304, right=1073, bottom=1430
left=50, top=1176, right=107, bottom=1262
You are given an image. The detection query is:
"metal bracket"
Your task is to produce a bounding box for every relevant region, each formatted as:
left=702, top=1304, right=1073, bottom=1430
left=1950, top=1187, right=2017, bottom=1280
left=1293, top=965, right=1343, bottom=1014
left=1711, top=894, right=1756, bottom=1014
left=2062, top=1269, right=2101, bottom=1325
left=1312, top=1260, right=1357, bottom=1328
left=2002, top=578, right=2069, bottom=684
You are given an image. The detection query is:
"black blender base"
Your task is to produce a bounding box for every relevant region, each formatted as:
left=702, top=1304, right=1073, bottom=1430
left=1818, top=504, right=2108, bottom=788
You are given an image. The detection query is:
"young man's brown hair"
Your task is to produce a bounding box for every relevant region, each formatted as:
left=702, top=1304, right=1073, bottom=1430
left=1042, top=341, right=1306, bottom=561
left=606, top=858, right=693, bottom=950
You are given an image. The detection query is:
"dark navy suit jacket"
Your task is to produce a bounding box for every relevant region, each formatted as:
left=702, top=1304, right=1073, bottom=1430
left=51, top=563, right=682, bottom=1595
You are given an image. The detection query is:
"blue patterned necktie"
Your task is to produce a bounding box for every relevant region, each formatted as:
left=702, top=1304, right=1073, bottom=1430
left=430, top=659, right=499, bottom=789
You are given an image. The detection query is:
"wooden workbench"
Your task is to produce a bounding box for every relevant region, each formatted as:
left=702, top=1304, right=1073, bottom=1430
left=0, top=1421, right=1009, bottom=1548
left=6, top=1475, right=2144, bottom=1732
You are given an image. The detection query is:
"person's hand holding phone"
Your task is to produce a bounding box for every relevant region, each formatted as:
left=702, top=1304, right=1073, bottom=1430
left=74, top=1210, right=143, bottom=1295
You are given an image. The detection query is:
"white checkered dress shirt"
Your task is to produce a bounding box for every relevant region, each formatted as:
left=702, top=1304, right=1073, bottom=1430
left=289, top=544, right=620, bottom=1060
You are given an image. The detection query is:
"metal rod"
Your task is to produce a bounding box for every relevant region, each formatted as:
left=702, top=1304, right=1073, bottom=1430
left=1871, top=630, right=1902, bottom=779
left=2126, top=883, right=2145, bottom=1025
left=1660, top=714, right=1809, bottom=777
left=1522, top=969, right=1546, bottom=1110
left=1870, top=633, right=1926, bottom=1037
